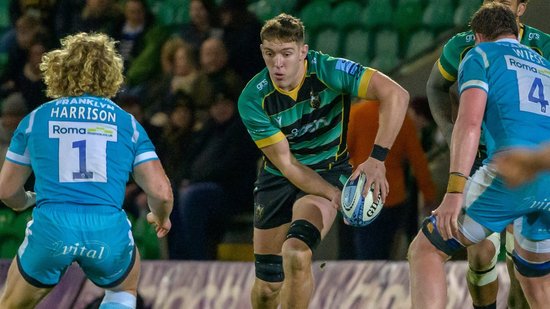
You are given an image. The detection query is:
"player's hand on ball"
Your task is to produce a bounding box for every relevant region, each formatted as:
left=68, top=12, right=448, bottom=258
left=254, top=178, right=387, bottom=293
left=146, top=212, right=172, bottom=238
left=328, top=186, right=342, bottom=210
left=354, top=157, right=388, bottom=203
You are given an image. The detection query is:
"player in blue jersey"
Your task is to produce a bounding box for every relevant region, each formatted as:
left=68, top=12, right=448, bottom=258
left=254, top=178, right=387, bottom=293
left=409, top=3, right=550, bottom=309
left=0, top=33, right=173, bottom=309
left=427, top=1, right=550, bottom=307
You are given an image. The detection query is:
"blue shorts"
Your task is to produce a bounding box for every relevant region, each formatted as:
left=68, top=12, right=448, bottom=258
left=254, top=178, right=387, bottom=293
left=462, top=166, right=550, bottom=242
left=17, top=204, right=136, bottom=288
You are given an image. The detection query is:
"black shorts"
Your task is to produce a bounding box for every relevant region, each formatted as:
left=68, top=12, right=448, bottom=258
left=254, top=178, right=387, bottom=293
left=253, top=163, right=352, bottom=229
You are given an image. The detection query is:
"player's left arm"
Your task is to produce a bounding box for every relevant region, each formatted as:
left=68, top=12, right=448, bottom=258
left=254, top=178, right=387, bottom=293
left=0, top=161, right=34, bottom=211
left=354, top=70, right=409, bottom=203
left=435, top=87, right=486, bottom=240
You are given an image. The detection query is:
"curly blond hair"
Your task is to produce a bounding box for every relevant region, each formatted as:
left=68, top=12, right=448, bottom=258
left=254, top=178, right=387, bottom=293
left=40, top=32, right=124, bottom=98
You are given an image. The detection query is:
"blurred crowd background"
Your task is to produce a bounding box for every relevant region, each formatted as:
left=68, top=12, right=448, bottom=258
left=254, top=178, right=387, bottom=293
left=0, top=0, right=543, bottom=262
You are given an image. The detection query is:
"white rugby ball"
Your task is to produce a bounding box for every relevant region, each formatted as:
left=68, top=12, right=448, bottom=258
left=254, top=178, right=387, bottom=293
left=341, top=173, right=383, bottom=227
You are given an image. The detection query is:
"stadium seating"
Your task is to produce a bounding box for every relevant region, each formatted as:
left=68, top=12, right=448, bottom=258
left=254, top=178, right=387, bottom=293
left=343, top=28, right=371, bottom=65
left=0, top=0, right=9, bottom=32
left=454, top=0, right=482, bottom=28
left=152, top=0, right=191, bottom=25
left=247, top=0, right=279, bottom=21
left=422, top=0, right=455, bottom=34
left=300, top=1, right=333, bottom=47
left=393, top=1, right=423, bottom=36
left=369, top=28, right=400, bottom=71
left=332, top=1, right=363, bottom=31
left=405, top=29, right=435, bottom=59
left=370, top=53, right=400, bottom=72
left=314, top=28, right=342, bottom=55
left=362, top=0, right=393, bottom=30
left=375, top=29, right=399, bottom=57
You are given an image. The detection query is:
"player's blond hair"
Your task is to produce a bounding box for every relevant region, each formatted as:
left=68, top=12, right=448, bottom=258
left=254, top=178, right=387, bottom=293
left=260, top=13, right=305, bottom=44
left=40, top=32, right=124, bottom=99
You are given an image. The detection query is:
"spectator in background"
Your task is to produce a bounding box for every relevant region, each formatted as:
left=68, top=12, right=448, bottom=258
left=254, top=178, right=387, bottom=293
left=0, top=13, right=44, bottom=76
left=219, top=0, right=263, bottom=81
left=0, top=93, right=27, bottom=166
left=341, top=100, right=437, bottom=260
left=199, top=37, right=244, bottom=100
left=0, top=93, right=31, bottom=259
left=117, top=93, right=168, bottom=260
left=54, top=0, right=124, bottom=40
left=144, top=37, right=213, bottom=124
left=156, top=92, right=197, bottom=187
left=8, top=0, right=58, bottom=33
left=122, top=0, right=173, bottom=87
left=174, top=90, right=260, bottom=260
left=1, top=33, right=52, bottom=110
left=408, top=96, right=449, bottom=205
left=177, top=0, right=222, bottom=50
left=114, top=0, right=155, bottom=73
left=117, top=93, right=162, bottom=148
left=154, top=92, right=198, bottom=259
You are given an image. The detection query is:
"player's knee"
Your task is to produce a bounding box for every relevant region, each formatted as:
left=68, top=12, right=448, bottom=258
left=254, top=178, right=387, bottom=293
left=253, top=279, right=282, bottom=303
left=468, top=233, right=500, bottom=271
left=467, top=260, right=498, bottom=286
left=99, top=290, right=136, bottom=309
left=407, top=231, right=436, bottom=262
left=282, top=237, right=312, bottom=272
left=512, top=250, right=550, bottom=278
left=0, top=297, right=33, bottom=309
left=254, top=254, right=284, bottom=283
left=285, top=219, right=321, bottom=251
left=505, top=229, right=514, bottom=260
left=417, top=216, right=465, bottom=257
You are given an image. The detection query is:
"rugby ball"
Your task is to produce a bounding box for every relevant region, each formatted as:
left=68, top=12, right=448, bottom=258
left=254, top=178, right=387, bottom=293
left=341, top=173, right=383, bottom=227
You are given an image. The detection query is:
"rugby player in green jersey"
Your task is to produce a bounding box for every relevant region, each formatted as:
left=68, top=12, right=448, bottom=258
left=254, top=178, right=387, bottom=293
left=238, top=13, right=409, bottom=309
left=426, top=1, right=550, bottom=308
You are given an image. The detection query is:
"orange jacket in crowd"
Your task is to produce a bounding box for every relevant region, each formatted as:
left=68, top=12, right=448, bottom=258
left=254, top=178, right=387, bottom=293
left=347, top=100, right=437, bottom=207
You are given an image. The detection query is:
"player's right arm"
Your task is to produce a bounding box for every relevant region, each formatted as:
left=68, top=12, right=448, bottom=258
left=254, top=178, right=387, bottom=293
left=426, top=60, right=455, bottom=146
left=260, top=138, right=341, bottom=209
left=0, top=114, right=36, bottom=211
left=0, top=161, right=34, bottom=211
left=133, top=159, right=173, bottom=238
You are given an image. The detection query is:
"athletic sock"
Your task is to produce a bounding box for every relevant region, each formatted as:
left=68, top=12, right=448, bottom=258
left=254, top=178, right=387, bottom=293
left=473, top=302, right=496, bottom=309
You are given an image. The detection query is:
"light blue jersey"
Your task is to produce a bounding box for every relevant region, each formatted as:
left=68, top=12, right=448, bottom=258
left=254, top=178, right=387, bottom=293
left=459, top=38, right=550, bottom=160
left=6, top=95, right=158, bottom=287
left=457, top=39, right=550, bottom=242
left=6, top=95, right=158, bottom=209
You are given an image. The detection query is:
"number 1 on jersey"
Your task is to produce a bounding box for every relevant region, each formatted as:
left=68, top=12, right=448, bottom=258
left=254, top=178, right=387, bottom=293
left=72, top=140, right=94, bottom=179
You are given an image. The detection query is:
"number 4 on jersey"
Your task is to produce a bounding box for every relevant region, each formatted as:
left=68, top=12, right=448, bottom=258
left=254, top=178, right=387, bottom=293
left=529, top=77, right=549, bottom=112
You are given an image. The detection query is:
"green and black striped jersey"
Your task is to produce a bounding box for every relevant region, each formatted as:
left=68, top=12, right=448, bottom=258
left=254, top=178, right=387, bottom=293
left=438, top=24, right=550, bottom=82
left=238, top=50, right=375, bottom=176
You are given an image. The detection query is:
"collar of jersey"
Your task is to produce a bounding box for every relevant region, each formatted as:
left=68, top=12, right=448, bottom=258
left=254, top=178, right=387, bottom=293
left=272, top=60, right=307, bottom=101
left=495, top=38, right=519, bottom=44
left=519, top=23, right=524, bottom=41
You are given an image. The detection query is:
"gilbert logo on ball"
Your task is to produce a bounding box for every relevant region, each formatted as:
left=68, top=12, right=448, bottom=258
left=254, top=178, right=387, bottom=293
left=341, top=173, right=383, bottom=227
